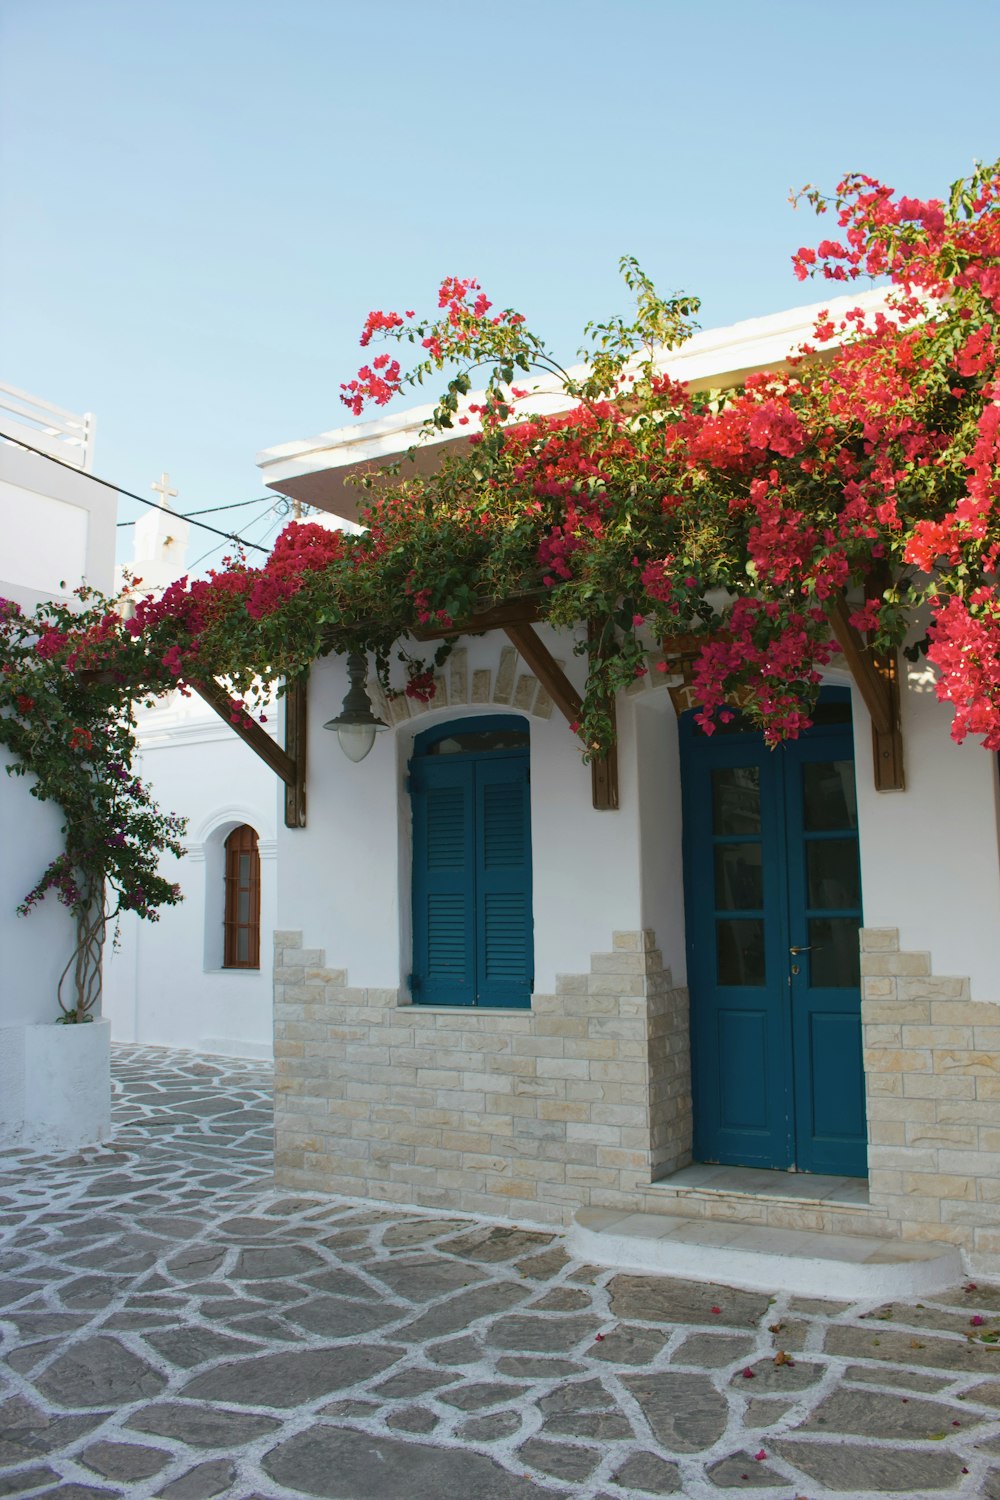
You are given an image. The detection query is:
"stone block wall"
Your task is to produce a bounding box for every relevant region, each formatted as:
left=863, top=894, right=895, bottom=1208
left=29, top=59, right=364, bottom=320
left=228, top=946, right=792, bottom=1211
left=862, top=926, right=1000, bottom=1267
left=370, top=643, right=560, bottom=727
left=273, top=921, right=1000, bottom=1261
left=273, top=929, right=690, bottom=1227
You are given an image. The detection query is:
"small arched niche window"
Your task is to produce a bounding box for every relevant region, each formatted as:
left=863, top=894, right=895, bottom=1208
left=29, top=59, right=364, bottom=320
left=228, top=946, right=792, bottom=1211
left=224, top=825, right=261, bottom=969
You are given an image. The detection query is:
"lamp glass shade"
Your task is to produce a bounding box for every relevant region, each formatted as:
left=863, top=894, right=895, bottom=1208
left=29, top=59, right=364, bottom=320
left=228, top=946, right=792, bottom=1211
left=336, top=722, right=378, bottom=763
left=322, top=649, right=388, bottom=762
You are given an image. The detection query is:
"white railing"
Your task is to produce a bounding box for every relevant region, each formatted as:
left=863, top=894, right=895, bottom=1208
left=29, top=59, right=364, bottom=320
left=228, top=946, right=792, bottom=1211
left=0, top=381, right=96, bottom=471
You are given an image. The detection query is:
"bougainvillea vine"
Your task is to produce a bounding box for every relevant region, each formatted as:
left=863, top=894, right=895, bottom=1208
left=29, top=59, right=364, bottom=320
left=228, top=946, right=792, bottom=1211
left=3, top=158, right=1000, bottom=1013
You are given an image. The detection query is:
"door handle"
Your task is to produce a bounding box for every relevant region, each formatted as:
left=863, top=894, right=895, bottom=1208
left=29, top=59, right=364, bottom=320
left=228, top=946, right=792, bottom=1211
left=789, top=945, right=814, bottom=955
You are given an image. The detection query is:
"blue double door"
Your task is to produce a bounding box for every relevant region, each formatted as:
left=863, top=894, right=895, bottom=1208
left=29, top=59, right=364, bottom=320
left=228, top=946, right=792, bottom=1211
left=410, top=718, right=533, bottom=1007
left=681, top=693, right=867, bottom=1176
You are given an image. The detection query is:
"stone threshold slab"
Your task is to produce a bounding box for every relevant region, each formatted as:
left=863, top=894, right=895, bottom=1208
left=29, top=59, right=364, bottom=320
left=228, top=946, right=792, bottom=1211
left=570, top=1207, right=963, bottom=1299
left=648, top=1163, right=874, bottom=1210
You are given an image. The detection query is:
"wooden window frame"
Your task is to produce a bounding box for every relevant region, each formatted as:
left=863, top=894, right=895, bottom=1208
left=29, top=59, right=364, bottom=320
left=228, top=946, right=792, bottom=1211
left=223, top=824, right=261, bottom=969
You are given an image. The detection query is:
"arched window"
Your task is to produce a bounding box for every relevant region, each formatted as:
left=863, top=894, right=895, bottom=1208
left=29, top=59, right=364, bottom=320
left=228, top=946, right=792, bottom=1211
left=223, top=825, right=260, bottom=969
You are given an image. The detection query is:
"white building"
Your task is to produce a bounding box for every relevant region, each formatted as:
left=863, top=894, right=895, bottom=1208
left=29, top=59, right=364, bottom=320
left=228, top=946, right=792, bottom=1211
left=0, top=384, right=115, bottom=1148
left=101, top=687, right=278, bottom=1061
left=102, top=497, right=278, bottom=1061
left=248, top=293, right=1000, bottom=1292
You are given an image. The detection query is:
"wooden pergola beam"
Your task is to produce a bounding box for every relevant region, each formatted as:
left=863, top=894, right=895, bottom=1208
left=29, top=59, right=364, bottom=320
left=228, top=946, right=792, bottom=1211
left=410, top=595, right=543, bottom=642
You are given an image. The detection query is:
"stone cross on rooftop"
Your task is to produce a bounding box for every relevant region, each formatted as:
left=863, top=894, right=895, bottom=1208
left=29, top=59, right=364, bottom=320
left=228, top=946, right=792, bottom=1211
left=151, top=471, right=178, bottom=509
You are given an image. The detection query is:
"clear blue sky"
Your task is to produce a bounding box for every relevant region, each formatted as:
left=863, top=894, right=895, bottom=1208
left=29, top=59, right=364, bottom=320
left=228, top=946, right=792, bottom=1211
left=2, top=0, right=998, bottom=568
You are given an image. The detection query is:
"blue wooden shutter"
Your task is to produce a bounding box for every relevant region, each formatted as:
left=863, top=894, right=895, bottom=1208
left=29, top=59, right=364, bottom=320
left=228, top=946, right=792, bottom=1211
left=411, top=759, right=475, bottom=1005
left=474, top=757, right=532, bottom=1007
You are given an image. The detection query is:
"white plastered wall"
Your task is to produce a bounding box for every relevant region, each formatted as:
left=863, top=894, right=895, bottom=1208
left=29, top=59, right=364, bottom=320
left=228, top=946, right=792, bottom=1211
left=0, top=753, right=79, bottom=1026
left=276, top=629, right=687, bottom=993
left=0, top=442, right=115, bottom=610
left=281, top=613, right=1000, bottom=1149
left=635, top=693, right=688, bottom=986
left=851, top=664, right=1000, bottom=998
left=102, top=693, right=278, bottom=1059
left=0, top=442, right=119, bottom=1029
left=0, top=437, right=118, bottom=1147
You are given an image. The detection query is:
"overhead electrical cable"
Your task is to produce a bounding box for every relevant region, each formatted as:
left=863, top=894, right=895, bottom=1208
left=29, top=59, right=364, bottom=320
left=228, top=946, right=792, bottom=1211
left=116, top=493, right=281, bottom=528
left=184, top=500, right=285, bottom=574
left=0, top=430, right=271, bottom=554
left=185, top=496, right=284, bottom=518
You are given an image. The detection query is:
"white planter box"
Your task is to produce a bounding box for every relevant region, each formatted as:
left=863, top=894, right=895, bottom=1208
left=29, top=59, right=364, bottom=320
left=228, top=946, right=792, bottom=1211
left=0, top=1017, right=111, bottom=1150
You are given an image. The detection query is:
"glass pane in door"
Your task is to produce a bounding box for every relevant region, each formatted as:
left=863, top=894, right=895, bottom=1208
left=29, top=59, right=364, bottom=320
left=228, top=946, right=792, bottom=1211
left=803, top=760, right=858, bottom=830
left=809, top=916, right=862, bottom=988
left=714, top=844, right=764, bottom=909
left=716, top=919, right=766, bottom=985
left=806, top=839, right=861, bottom=908
left=712, top=766, right=761, bottom=834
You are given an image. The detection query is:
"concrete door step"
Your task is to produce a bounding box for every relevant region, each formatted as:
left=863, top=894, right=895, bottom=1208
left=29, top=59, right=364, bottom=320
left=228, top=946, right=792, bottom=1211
left=569, top=1207, right=963, bottom=1300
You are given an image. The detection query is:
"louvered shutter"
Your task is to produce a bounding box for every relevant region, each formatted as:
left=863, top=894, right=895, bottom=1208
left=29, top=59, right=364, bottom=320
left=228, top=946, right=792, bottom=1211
left=411, top=759, right=476, bottom=1005
left=474, top=757, right=533, bottom=1007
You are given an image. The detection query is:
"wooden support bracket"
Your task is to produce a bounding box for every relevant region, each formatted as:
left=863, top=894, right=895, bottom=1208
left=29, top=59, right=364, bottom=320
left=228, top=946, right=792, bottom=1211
left=503, top=621, right=618, bottom=810
left=826, top=594, right=904, bottom=791
left=408, top=592, right=620, bottom=809
left=587, top=620, right=619, bottom=812
left=868, top=648, right=904, bottom=792
left=503, top=622, right=583, bottom=726
left=190, top=670, right=309, bottom=826
left=282, top=673, right=308, bottom=828
left=589, top=738, right=619, bottom=812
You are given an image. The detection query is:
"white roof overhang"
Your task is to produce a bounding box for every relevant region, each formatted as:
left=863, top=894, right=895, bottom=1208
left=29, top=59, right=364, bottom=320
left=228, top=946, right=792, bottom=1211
left=255, top=288, right=892, bottom=525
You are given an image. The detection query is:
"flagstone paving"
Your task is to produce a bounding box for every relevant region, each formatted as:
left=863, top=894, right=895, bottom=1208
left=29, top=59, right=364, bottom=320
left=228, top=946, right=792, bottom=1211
left=1, top=1047, right=1000, bottom=1498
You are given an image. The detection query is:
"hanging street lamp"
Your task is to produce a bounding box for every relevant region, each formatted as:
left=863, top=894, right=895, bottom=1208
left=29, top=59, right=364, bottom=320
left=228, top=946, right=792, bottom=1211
left=323, top=649, right=389, bottom=762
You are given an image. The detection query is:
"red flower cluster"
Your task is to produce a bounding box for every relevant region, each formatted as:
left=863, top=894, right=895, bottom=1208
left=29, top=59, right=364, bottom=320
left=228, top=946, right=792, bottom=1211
left=340, top=354, right=402, bottom=415
left=359, top=309, right=404, bottom=347
left=405, top=669, right=436, bottom=702
left=795, top=169, right=1000, bottom=312
left=926, top=595, right=1000, bottom=749
left=13, top=160, right=1000, bottom=772
left=246, top=522, right=346, bottom=618
left=689, top=599, right=836, bottom=744
left=35, top=626, right=69, bottom=660
left=340, top=276, right=529, bottom=420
